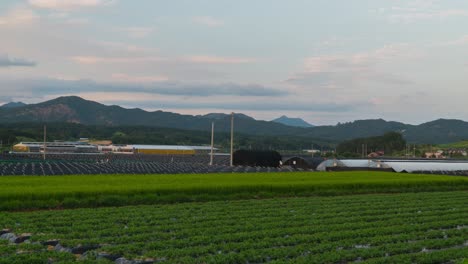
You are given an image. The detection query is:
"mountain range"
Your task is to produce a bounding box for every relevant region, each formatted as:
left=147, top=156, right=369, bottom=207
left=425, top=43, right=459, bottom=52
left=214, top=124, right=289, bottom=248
left=1, top=96, right=468, bottom=144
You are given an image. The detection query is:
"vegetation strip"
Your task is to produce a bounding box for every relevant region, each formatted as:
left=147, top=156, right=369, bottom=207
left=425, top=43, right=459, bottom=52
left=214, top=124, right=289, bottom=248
left=1, top=171, right=468, bottom=211
left=0, top=191, right=467, bottom=263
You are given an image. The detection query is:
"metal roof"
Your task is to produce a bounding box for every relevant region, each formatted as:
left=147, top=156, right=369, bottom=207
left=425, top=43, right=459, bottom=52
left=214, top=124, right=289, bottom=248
left=126, top=145, right=216, bottom=151
left=383, top=161, right=468, bottom=173
left=317, top=158, right=468, bottom=172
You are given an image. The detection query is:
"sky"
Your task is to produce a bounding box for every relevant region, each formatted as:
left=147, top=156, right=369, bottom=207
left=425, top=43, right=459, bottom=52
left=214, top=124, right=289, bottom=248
left=1, top=0, right=468, bottom=125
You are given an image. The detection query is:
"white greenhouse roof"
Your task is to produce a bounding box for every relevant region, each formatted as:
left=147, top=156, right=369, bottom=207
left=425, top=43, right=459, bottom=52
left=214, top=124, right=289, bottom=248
left=317, top=159, right=468, bottom=173
left=383, top=161, right=468, bottom=173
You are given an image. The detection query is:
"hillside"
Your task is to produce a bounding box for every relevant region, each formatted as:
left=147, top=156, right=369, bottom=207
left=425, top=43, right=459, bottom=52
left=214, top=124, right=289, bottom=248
left=1, top=96, right=468, bottom=144
left=299, top=119, right=409, bottom=141
left=0, top=96, right=306, bottom=136
left=402, top=119, right=468, bottom=144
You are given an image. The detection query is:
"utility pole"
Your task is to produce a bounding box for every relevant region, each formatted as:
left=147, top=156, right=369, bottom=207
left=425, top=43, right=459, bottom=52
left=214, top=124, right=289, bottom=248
left=43, top=125, right=47, bottom=160
left=230, top=112, right=234, bottom=167
left=210, top=122, right=214, bottom=166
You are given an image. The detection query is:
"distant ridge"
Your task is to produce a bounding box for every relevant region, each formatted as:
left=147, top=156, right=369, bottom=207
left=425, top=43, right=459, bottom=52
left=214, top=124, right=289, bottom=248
left=1, top=102, right=27, bottom=108
left=1, top=96, right=468, bottom=144
left=272, top=115, right=314, bottom=128
left=201, top=113, right=255, bottom=121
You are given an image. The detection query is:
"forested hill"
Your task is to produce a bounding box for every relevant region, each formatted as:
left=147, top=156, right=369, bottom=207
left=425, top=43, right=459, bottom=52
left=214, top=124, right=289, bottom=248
left=1, top=96, right=468, bottom=144
left=0, top=96, right=306, bottom=137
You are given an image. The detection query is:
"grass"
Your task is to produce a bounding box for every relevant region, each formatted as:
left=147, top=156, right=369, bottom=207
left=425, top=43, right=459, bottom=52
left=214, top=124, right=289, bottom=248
left=0, top=171, right=467, bottom=210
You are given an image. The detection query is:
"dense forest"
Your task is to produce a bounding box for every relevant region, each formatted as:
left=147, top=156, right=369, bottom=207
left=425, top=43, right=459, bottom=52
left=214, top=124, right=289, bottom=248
left=0, top=123, right=335, bottom=153
left=336, top=132, right=406, bottom=157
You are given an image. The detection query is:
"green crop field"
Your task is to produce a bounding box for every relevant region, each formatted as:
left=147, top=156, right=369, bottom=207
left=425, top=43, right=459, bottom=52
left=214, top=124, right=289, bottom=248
left=0, top=191, right=467, bottom=263
left=1, top=171, right=468, bottom=211
left=0, top=172, right=467, bottom=263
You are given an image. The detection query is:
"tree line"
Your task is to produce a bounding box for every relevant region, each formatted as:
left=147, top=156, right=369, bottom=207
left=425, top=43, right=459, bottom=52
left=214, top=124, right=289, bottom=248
left=0, top=122, right=335, bottom=152
left=336, top=132, right=406, bottom=157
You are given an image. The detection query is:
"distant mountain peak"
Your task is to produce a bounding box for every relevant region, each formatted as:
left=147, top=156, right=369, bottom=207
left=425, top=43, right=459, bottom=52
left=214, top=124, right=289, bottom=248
left=272, top=115, right=314, bottom=128
left=0, top=102, right=27, bottom=108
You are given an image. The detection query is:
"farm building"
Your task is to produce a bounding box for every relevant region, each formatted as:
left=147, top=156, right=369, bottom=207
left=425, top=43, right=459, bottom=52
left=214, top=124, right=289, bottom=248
left=12, top=142, right=98, bottom=154
left=99, top=145, right=216, bottom=155
left=13, top=142, right=215, bottom=155
left=316, top=158, right=468, bottom=173
left=282, top=157, right=324, bottom=170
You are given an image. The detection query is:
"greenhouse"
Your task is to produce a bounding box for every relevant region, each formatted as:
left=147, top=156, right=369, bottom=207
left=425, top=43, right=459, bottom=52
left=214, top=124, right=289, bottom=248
left=316, top=159, right=468, bottom=173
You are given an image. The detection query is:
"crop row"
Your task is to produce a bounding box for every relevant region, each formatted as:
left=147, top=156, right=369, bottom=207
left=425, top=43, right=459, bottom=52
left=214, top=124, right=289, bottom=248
left=1, top=191, right=467, bottom=263
left=1, top=171, right=468, bottom=210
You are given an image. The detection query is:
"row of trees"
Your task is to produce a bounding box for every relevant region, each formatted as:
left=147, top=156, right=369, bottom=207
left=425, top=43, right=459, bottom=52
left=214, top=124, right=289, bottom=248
left=0, top=122, right=334, bottom=152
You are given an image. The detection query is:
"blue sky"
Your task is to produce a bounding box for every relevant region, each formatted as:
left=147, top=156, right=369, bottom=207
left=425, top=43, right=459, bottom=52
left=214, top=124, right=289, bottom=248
left=1, top=0, right=468, bottom=125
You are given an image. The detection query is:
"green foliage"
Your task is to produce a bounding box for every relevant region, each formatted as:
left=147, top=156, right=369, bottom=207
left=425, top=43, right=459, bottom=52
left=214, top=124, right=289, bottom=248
left=0, top=191, right=466, bottom=263
left=0, top=172, right=467, bottom=211
left=0, top=122, right=335, bottom=151
left=439, top=140, right=468, bottom=149
left=337, top=132, right=406, bottom=157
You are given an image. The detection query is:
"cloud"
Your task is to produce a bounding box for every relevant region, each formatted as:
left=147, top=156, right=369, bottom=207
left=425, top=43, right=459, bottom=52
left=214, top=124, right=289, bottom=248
left=287, top=44, right=415, bottom=87
left=0, top=7, right=38, bottom=26
left=185, top=55, right=256, bottom=64
left=50, top=91, right=355, bottom=113
left=379, top=1, right=468, bottom=23
left=64, top=17, right=90, bottom=25
left=193, top=16, right=224, bottom=27
left=111, top=73, right=169, bottom=83
left=0, top=55, right=36, bottom=67
left=71, top=55, right=256, bottom=65
left=28, top=0, right=114, bottom=11
left=388, top=10, right=468, bottom=23
left=118, top=27, right=153, bottom=38
left=0, top=78, right=287, bottom=97
left=103, top=98, right=356, bottom=112
left=436, top=35, right=468, bottom=46
left=70, top=56, right=167, bottom=64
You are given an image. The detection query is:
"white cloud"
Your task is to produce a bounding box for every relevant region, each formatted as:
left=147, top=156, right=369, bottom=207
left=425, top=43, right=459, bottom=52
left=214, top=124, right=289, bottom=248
left=118, top=27, right=153, bottom=38
left=64, top=17, right=90, bottom=25
left=382, top=1, right=468, bottom=23
left=185, top=55, right=256, bottom=64
left=193, top=16, right=224, bottom=27
left=0, top=6, right=38, bottom=26
left=111, top=73, right=169, bottom=83
left=71, top=55, right=256, bottom=65
left=70, top=56, right=167, bottom=64
left=28, top=0, right=114, bottom=11
left=287, top=44, right=417, bottom=89
left=94, top=41, right=157, bottom=54
left=303, top=44, right=417, bottom=73
left=436, top=35, right=468, bottom=46
left=389, top=10, right=468, bottom=23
